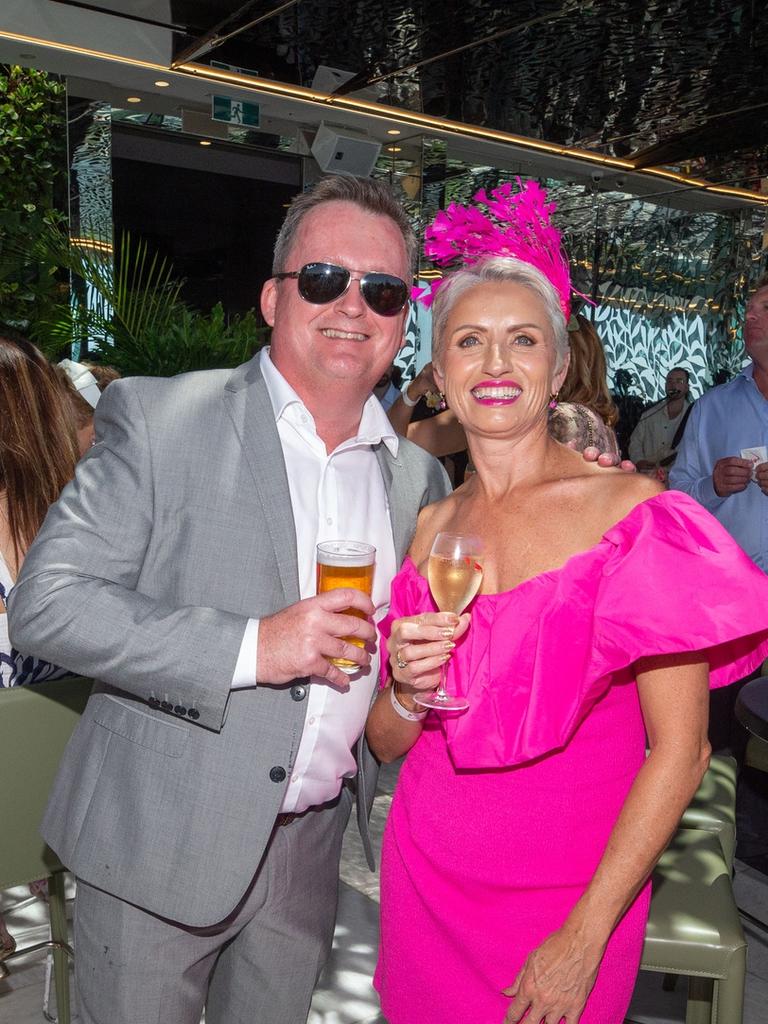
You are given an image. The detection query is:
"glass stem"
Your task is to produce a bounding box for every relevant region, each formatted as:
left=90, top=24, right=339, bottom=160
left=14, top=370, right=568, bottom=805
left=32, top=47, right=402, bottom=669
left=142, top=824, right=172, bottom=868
left=434, top=660, right=449, bottom=701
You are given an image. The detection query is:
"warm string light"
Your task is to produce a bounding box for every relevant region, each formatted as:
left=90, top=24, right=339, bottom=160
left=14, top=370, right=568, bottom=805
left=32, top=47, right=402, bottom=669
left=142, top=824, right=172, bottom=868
left=70, top=237, right=113, bottom=253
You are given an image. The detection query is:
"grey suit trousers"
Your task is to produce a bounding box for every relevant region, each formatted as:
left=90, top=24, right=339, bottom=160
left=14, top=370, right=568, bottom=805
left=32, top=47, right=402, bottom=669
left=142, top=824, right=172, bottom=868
left=73, top=793, right=351, bottom=1024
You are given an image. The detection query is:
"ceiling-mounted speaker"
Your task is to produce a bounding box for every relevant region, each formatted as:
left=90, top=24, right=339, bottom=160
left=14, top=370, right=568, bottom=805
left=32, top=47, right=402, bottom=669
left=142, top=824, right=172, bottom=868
left=310, top=124, right=381, bottom=178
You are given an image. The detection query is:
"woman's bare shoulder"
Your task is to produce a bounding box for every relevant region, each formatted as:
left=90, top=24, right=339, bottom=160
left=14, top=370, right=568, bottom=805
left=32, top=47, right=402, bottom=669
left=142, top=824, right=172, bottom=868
left=592, top=470, right=665, bottom=525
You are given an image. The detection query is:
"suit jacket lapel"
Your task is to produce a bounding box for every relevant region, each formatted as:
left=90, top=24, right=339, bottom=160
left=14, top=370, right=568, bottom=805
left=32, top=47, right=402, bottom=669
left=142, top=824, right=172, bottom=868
left=375, top=443, right=411, bottom=566
left=223, top=358, right=300, bottom=605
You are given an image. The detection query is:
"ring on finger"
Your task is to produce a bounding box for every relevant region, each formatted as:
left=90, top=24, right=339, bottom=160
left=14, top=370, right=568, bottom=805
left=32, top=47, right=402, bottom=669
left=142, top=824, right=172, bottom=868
left=395, top=648, right=408, bottom=671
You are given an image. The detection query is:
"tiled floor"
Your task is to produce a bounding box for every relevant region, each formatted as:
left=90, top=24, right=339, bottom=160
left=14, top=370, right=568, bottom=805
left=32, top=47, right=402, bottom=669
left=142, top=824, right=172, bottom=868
left=2, top=761, right=767, bottom=1024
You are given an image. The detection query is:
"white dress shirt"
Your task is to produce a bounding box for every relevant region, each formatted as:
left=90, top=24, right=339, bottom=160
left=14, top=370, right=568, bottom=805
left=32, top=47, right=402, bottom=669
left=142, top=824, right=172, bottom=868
left=232, top=348, right=398, bottom=813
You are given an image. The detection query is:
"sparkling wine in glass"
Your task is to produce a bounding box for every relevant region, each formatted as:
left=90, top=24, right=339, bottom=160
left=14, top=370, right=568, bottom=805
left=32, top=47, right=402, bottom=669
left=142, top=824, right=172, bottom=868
left=415, top=532, right=484, bottom=711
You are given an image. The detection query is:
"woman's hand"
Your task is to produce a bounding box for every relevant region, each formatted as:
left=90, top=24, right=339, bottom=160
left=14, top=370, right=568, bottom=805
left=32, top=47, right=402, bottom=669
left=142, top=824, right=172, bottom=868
left=502, top=925, right=604, bottom=1024
left=388, top=611, right=470, bottom=704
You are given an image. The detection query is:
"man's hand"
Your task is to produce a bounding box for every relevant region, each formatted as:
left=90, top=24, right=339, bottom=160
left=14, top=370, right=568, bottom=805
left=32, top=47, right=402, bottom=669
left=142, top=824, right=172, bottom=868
left=581, top=446, right=636, bottom=473
left=754, top=462, right=768, bottom=496
left=713, top=456, right=752, bottom=497
left=258, top=590, right=376, bottom=688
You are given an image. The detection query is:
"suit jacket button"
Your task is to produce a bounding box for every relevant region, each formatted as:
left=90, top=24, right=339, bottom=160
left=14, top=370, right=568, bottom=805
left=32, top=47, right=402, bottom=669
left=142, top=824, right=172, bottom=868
left=290, top=684, right=307, bottom=702
left=174, top=705, right=187, bottom=716
left=161, top=700, right=173, bottom=712
left=269, top=766, right=287, bottom=783
left=187, top=708, right=200, bottom=720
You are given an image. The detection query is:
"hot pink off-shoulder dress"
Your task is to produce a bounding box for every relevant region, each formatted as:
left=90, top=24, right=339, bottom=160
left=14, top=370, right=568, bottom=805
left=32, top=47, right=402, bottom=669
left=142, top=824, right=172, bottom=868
left=375, top=492, right=768, bottom=1024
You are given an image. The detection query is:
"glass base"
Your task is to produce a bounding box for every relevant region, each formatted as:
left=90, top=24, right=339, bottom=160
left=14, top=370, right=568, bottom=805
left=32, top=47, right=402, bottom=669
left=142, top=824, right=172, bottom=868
left=331, top=661, right=360, bottom=675
left=414, top=691, right=469, bottom=711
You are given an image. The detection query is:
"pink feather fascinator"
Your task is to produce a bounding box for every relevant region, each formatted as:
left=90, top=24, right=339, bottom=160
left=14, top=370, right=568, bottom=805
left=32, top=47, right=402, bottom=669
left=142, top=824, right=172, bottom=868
left=413, top=178, right=575, bottom=320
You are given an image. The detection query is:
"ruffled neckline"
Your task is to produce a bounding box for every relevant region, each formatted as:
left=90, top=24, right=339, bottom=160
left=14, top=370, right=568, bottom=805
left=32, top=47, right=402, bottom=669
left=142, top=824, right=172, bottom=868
left=400, top=490, right=676, bottom=603
left=379, top=488, right=768, bottom=768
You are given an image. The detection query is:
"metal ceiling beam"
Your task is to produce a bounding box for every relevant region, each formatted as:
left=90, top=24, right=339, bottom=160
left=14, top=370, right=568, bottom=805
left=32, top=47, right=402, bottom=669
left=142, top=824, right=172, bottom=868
left=170, top=0, right=299, bottom=69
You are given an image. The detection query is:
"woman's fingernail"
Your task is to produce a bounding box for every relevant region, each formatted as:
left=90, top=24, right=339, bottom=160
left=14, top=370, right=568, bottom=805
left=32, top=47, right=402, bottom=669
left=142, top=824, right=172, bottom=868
left=443, top=640, right=455, bottom=651
left=440, top=628, right=454, bottom=639
left=441, top=653, right=451, bottom=663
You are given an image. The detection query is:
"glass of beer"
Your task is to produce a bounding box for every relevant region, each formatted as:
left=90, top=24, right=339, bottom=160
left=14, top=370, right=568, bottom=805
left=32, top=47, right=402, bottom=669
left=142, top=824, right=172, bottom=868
left=316, top=540, right=376, bottom=674
left=414, top=532, right=484, bottom=711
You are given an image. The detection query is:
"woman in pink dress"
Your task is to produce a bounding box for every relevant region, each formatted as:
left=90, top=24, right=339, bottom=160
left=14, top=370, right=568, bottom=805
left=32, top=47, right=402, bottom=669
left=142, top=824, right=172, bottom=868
left=366, top=184, right=768, bottom=1024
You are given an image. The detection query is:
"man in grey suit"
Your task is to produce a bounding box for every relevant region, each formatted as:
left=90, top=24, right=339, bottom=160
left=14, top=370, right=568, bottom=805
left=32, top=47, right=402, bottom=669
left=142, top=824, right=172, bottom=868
left=8, top=176, right=450, bottom=1023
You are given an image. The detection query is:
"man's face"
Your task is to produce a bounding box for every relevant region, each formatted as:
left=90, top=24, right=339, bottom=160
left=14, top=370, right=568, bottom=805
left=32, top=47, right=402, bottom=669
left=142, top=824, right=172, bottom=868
left=261, top=201, right=410, bottom=403
left=745, top=285, right=768, bottom=361
left=665, top=369, right=689, bottom=398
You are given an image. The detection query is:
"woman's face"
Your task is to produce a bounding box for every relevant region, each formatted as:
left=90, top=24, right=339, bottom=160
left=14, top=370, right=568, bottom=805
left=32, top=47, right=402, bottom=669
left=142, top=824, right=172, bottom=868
left=434, top=280, right=568, bottom=440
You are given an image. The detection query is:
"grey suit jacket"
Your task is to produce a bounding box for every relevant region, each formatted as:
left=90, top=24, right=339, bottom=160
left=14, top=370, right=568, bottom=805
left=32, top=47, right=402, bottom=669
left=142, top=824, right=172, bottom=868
left=8, top=356, right=450, bottom=927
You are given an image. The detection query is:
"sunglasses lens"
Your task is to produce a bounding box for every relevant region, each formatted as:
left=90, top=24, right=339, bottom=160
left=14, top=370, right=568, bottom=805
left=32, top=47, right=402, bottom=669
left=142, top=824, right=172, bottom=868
left=361, top=274, right=409, bottom=316
left=297, top=263, right=349, bottom=304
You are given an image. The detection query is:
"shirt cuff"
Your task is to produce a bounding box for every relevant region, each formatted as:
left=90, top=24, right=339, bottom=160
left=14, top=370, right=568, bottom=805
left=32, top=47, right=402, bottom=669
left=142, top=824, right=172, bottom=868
left=231, top=618, right=260, bottom=690
left=696, top=475, right=728, bottom=511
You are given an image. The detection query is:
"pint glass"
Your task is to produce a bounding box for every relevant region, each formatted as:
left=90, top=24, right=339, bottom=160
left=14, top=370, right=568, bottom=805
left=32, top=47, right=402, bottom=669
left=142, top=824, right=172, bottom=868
left=316, top=540, right=376, bottom=674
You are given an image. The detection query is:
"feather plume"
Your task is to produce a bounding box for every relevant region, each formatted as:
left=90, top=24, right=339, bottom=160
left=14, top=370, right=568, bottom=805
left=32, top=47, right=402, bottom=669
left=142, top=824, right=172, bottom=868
left=416, top=179, right=576, bottom=319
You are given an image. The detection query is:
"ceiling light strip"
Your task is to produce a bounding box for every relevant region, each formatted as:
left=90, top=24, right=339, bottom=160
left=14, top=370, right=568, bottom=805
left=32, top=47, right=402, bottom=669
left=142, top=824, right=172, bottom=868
left=0, top=29, right=763, bottom=205
left=177, top=63, right=767, bottom=203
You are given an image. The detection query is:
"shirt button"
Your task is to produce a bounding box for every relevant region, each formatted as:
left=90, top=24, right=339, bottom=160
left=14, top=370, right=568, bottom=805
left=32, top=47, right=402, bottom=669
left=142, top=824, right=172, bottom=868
left=308, top=716, right=316, bottom=726
left=291, top=773, right=299, bottom=783
left=326, top=517, right=333, bottom=525
left=269, top=766, right=286, bottom=783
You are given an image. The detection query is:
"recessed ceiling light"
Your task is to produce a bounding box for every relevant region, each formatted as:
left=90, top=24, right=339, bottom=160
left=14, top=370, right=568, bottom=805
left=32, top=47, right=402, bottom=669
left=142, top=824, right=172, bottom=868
left=386, top=146, right=402, bottom=153
left=199, top=139, right=212, bottom=146
left=386, top=129, right=401, bottom=136
left=126, top=96, right=142, bottom=103
left=154, top=80, right=170, bottom=88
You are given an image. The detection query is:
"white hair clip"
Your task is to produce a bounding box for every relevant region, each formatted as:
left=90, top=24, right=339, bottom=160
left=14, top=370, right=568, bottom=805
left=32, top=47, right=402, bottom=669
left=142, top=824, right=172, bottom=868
left=58, top=359, right=101, bottom=409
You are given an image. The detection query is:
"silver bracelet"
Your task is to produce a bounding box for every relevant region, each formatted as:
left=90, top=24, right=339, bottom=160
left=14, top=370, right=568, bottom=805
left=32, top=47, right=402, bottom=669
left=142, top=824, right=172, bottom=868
left=389, top=683, right=428, bottom=722
left=400, top=380, right=419, bottom=407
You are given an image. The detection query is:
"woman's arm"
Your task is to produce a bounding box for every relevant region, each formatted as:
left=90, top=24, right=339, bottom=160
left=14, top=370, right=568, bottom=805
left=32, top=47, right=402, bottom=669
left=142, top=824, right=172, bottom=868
left=503, top=652, right=710, bottom=1024
left=407, top=410, right=467, bottom=458
left=366, top=610, right=469, bottom=763
left=387, top=362, right=440, bottom=436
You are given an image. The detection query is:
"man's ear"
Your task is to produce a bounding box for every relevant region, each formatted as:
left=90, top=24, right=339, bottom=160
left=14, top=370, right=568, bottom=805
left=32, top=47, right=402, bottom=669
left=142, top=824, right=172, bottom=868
left=261, top=278, right=278, bottom=327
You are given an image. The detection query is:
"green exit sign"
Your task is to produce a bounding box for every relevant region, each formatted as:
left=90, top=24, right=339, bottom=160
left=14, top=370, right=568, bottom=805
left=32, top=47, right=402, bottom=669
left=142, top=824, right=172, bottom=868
left=211, top=96, right=260, bottom=127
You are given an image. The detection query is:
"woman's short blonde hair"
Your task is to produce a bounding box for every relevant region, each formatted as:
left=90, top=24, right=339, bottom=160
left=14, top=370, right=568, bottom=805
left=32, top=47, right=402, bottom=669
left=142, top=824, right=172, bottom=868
left=430, top=257, right=569, bottom=369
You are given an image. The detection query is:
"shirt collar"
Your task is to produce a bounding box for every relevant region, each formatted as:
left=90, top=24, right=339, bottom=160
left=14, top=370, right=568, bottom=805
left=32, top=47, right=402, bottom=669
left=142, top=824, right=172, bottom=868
left=259, top=347, right=399, bottom=456
left=739, top=361, right=756, bottom=383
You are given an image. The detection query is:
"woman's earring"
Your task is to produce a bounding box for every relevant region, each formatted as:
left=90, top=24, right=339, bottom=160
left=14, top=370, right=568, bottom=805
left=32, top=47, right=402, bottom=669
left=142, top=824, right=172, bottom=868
left=548, top=392, right=559, bottom=410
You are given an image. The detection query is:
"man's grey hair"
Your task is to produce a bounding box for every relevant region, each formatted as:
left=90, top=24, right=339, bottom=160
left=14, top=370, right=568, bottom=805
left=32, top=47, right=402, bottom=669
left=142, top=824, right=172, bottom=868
left=430, top=257, right=569, bottom=369
left=272, top=176, right=417, bottom=275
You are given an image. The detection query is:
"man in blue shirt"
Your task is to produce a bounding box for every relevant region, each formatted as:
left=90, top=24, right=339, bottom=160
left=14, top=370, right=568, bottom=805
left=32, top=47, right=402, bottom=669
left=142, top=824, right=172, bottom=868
left=670, top=273, right=768, bottom=871
left=670, top=278, right=768, bottom=569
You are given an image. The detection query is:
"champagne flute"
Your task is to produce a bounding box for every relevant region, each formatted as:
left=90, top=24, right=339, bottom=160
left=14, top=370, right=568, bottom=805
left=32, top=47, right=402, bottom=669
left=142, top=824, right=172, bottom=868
left=414, top=532, right=484, bottom=711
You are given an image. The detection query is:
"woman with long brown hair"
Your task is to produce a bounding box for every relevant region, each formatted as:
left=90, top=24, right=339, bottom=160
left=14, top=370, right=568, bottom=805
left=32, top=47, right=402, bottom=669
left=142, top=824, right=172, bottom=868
left=0, top=333, right=79, bottom=962
left=0, top=333, right=78, bottom=591
left=548, top=313, right=620, bottom=456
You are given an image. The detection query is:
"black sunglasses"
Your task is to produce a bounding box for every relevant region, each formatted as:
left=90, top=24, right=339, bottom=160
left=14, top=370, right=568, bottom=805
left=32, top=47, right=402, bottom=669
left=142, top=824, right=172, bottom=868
left=274, top=262, right=409, bottom=317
